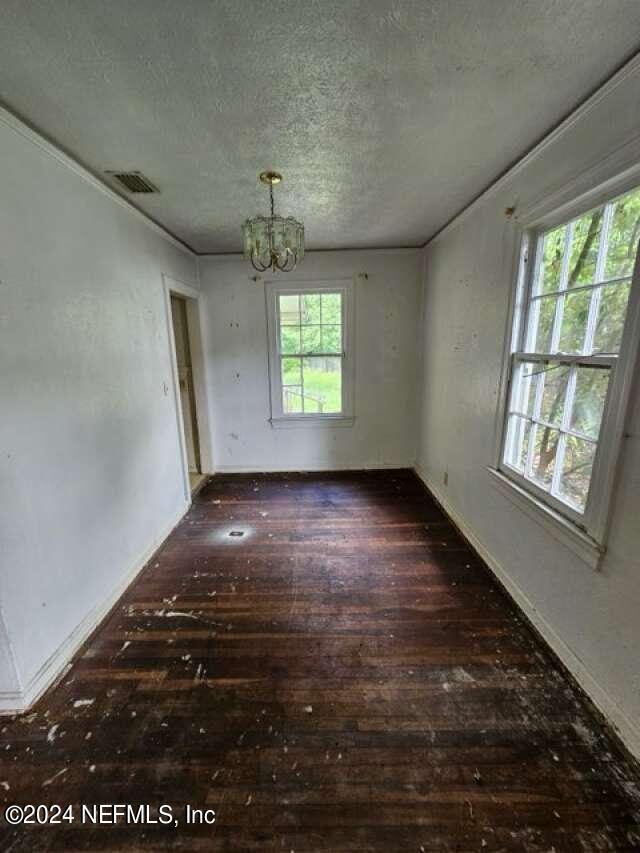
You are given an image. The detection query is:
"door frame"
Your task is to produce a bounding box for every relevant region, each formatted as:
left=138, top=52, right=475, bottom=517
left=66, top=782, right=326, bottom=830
left=162, top=274, right=213, bottom=501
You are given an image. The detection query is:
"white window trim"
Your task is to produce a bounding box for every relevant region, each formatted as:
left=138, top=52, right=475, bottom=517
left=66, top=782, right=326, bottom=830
left=491, top=169, right=640, bottom=565
left=265, top=278, right=355, bottom=428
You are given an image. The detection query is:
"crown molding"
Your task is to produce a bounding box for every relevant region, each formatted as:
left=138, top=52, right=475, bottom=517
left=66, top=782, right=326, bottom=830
left=423, top=50, right=640, bottom=250
left=516, top=131, right=640, bottom=227
left=0, top=103, right=195, bottom=257
left=0, top=100, right=421, bottom=260
left=8, top=47, right=640, bottom=260
left=197, top=246, right=422, bottom=261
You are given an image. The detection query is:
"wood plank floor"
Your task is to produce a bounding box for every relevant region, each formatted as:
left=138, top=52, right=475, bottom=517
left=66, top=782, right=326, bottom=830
left=1, top=470, right=639, bottom=851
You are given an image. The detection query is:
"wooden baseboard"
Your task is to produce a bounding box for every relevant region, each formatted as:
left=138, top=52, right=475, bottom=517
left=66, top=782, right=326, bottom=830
left=413, top=462, right=640, bottom=762
left=0, top=501, right=189, bottom=715
left=213, top=462, right=412, bottom=474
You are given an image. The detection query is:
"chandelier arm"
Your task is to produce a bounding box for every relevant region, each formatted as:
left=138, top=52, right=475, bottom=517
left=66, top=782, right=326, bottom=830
left=250, top=254, right=270, bottom=273
left=275, top=251, right=297, bottom=272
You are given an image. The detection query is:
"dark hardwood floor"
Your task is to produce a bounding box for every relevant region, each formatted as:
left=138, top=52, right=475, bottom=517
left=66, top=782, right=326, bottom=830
left=1, top=470, right=639, bottom=851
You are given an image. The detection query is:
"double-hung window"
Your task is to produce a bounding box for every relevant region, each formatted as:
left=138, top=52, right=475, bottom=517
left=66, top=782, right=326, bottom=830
left=265, top=280, right=354, bottom=426
left=498, top=183, right=640, bottom=548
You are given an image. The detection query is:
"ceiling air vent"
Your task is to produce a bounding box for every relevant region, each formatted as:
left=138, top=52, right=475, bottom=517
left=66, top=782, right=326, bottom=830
left=106, top=171, right=159, bottom=193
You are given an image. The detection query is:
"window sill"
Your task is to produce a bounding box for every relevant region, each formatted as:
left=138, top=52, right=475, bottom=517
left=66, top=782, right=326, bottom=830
left=269, top=415, right=355, bottom=430
left=486, top=466, right=604, bottom=569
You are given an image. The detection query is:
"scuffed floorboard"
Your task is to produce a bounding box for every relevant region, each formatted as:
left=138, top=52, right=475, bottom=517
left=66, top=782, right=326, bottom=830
left=1, top=470, right=639, bottom=851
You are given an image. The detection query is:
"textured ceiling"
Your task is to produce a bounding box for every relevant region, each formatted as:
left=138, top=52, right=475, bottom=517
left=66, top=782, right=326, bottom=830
left=1, top=1, right=639, bottom=254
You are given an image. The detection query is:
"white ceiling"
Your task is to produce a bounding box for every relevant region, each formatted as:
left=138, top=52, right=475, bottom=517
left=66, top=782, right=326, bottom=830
left=1, top=1, right=639, bottom=254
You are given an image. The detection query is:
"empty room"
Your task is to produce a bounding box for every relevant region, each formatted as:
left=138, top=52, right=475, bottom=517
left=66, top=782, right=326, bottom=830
left=1, top=2, right=640, bottom=850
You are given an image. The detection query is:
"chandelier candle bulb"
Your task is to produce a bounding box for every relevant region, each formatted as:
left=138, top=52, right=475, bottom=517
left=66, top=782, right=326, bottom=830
left=243, top=171, right=305, bottom=273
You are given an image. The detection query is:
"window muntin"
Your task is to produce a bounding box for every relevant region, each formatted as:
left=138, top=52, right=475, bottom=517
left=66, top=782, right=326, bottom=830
left=278, top=291, right=343, bottom=415
left=502, top=184, right=640, bottom=521
left=504, top=360, right=610, bottom=512
left=271, top=288, right=349, bottom=418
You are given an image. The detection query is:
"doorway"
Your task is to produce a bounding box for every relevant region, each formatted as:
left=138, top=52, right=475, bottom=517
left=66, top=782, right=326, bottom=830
left=169, top=293, right=205, bottom=495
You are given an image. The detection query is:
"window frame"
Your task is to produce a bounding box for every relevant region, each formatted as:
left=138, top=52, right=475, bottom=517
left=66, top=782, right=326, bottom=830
left=265, top=278, right=355, bottom=428
left=494, top=176, right=640, bottom=554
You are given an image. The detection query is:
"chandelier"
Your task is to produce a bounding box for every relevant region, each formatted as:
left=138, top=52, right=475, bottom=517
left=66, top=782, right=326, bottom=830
left=242, top=171, right=304, bottom=273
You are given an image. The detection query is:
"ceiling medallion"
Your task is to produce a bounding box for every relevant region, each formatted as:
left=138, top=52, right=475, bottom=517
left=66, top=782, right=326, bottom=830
left=242, top=171, right=305, bottom=273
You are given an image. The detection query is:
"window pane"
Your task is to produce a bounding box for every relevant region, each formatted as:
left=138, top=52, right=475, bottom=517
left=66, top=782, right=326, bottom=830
left=301, top=293, right=321, bottom=324
left=570, top=367, right=610, bottom=439
left=301, top=325, right=321, bottom=353
left=559, top=436, right=596, bottom=511
left=530, top=295, right=557, bottom=352
left=539, top=364, right=570, bottom=426
left=279, top=294, right=300, bottom=325
left=280, top=325, right=301, bottom=354
left=506, top=186, right=640, bottom=522
left=504, top=414, right=532, bottom=473
left=510, top=361, right=538, bottom=416
left=568, top=209, right=603, bottom=287
left=593, top=281, right=631, bottom=353
left=605, top=187, right=640, bottom=280
left=538, top=225, right=566, bottom=294
left=282, top=386, right=303, bottom=414
left=321, top=324, right=342, bottom=353
left=558, top=289, right=591, bottom=353
left=281, top=357, right=302, bottom=387
left=321, top=293, right=342, bottom=324
left=529, top=424, right=559, bottom=491
left=302, top=356, right=342, bottom=414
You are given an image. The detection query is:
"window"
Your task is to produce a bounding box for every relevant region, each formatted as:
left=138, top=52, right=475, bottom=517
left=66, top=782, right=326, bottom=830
left=265, top=280, right=354, bottom=426
left=498, top=183, right=640, bottom=545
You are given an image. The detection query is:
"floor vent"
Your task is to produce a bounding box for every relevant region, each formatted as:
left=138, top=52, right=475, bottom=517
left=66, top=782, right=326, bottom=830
left=106, top=171, right=159, bottom=193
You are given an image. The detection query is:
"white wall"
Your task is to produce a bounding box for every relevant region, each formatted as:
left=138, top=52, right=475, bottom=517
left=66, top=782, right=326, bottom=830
left=416, top=59, right=640, bottom=758
left=199, top=250, right=421, bottom=472
left=0, top=111, right=198, bottom=707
